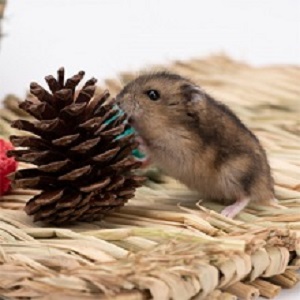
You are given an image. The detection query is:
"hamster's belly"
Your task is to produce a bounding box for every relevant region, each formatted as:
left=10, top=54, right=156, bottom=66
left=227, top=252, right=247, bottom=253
left=151, top=147, right=242, bottom=202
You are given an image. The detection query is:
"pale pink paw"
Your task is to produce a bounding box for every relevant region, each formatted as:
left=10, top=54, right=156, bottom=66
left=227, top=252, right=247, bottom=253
left=221, top=197, right=250, bottom=218
left=221, top=205, right=238, bottom=218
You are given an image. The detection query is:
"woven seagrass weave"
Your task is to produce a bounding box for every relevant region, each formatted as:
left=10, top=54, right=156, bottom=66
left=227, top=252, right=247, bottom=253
left=0, top=55, right=299, bottom=300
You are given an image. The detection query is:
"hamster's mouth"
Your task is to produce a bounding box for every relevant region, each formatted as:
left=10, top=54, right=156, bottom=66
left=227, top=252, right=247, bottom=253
left=128, top=116, right=133, bottom=123
left=127, top=116, right=136, bottom=126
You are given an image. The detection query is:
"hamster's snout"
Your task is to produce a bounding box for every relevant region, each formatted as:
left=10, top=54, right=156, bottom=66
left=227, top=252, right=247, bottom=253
left=115, top=93, right=131, bottom=115
left=115, top=91, right=130, bottom=106
left=115, top=90, right=142, bottom=121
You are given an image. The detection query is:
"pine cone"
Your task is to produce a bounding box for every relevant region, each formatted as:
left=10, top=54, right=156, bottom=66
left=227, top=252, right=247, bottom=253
left=8, top=68, right=144, bottom=224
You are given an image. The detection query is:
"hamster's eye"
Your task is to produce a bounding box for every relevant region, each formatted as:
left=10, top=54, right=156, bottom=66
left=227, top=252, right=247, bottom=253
left=145, top=90, right=160, bottom=101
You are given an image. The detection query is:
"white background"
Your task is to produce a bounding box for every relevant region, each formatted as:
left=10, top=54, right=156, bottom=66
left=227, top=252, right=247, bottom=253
left=0, top=0, right=300, bottom=100
left=0, top=1, right=299, bottom=299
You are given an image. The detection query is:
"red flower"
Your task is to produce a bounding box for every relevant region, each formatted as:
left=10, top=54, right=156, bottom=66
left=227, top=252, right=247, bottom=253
left=0, top=139, right=18, bottom=195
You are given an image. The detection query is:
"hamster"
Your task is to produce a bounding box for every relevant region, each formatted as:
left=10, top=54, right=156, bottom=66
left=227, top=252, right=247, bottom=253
left=116, top=72, right=276, bottom=218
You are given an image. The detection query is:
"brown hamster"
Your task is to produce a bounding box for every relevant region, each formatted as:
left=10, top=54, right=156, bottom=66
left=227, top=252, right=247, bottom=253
left=116, top=72, right=276, bottom=218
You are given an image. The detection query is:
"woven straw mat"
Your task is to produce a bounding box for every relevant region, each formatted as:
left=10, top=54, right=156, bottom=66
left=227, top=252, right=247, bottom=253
left=0, top=55, right=299, bottom=300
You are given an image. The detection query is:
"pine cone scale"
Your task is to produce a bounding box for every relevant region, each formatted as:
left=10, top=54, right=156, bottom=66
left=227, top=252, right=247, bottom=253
left=45, top=75, right=60, bottom=93
left=55, top=193, right=82, bottom=209
left=57, top=68, right=65, bottom=88
left=52, top=134, right=80, bottom=146
left=65, top=71, right=85, bottom=91
left=85, top=91, right=110, bottom=117
left=58, top=165, right=91, bottom=181
left=8, top=149, right=50, bottom=164
left=61, top=102, right=87, bottom=117
left=80, top=177, right=111, bottom=193
left=20, top=100, right=56, bottom=120
left=30, top=83, right=56, bottom=107
left=35, top=190, right=65, bottom=206
left=10, top=135, right=47, bottom=148
left=70, top=137, right=101, bottom=153
left=106, top=175, right=125, bottom=191
left=100, top=124, right=125, bottom=137
left=92, top=147, right=120, bottom=162
left=38, top=159, right=70, bottom=172
left=34, top=119, right=65, bottom=132
left=55, top=88, right=73, bottom=101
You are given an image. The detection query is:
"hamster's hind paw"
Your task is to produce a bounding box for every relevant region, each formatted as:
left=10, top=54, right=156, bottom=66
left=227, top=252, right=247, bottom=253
left=221, top=197, right=250, bottom=218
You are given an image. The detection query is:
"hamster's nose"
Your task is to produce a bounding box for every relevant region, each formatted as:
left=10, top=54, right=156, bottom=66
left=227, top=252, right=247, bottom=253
left=116, top=92, right=126, bottom=105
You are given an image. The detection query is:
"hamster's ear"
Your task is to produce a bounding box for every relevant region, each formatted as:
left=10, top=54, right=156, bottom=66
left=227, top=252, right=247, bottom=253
left=181, top=83, right=205, bottom=103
